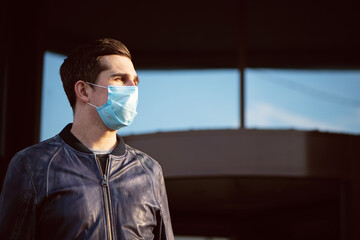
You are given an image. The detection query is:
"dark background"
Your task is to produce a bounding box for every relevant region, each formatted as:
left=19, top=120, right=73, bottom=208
left=1, top=0, right=360, bottom=239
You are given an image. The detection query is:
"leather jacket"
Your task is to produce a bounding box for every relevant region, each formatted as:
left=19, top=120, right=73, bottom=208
left=0, top=124, right=174, bottom=240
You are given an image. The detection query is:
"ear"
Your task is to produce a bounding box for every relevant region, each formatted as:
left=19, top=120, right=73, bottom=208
left=74, top=80, right=91, bottom=103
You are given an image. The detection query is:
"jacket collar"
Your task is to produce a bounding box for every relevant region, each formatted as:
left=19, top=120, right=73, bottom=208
left=59, top=123, right=126, bottom=156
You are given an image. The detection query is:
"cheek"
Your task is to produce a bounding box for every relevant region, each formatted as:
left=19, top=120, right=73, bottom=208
left=92, top=91, right=108, bottom=106
left=99, top=92, right=109, bottom=105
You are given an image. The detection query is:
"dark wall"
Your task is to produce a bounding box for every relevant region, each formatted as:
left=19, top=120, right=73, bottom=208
left=0, top=0, right=44, bottom=188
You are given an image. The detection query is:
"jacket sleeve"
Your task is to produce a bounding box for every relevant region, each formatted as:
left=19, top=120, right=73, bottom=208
left=0, top=154, right=37, bottom=240
left=153, top=168, right=174, bottom=240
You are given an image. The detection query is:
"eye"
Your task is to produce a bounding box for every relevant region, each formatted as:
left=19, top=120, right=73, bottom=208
left=114, top=78, right=126, bottom=84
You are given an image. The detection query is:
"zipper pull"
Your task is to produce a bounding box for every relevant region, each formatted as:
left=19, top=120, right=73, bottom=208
left=102, top=174, right=108, bottom=186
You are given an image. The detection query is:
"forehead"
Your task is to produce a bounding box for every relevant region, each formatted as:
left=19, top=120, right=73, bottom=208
left=99, top=55, right=136, bottom=74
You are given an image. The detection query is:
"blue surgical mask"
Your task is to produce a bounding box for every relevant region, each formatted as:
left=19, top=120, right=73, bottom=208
left=87, top=82, right=138, bottom=130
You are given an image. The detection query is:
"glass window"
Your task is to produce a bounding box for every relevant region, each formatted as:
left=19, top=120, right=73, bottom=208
left=121, top=69, right=240, bottom=136
left=245, top=69, right=360, bottom=134
left=40, top=52, right=72, bottom=141
left=42, top=52, right=360, bottom=138
left=40, top=51, right=240, bottom=140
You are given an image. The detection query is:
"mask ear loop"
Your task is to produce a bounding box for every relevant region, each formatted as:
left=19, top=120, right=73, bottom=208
left=88, top=102, right=98, bottom=108
left=87, top=82, right=108, bottom=89
left=86, top=82, right=108, bottom=108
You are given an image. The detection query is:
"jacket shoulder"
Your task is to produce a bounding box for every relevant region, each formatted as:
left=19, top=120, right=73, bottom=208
left=124, top=144, right=163, bottom=176
left=9, top=135, right=65, bottom=188
left=5, top=135, right=65, bottom=204
left=15, top=135, right=65, bottom=166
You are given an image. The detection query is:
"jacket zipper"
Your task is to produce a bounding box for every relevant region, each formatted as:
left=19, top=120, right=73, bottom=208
left=95, top=155, right=113, bottom=240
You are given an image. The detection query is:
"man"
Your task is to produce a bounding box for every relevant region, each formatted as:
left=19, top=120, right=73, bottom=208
left=0, top=38, right=174, bottom=239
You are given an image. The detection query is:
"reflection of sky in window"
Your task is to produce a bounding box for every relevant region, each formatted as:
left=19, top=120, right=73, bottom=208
left=41, top=52, right=72, bottom=141
left=246, top=69, right=360, bottom=134
left=122, top=69, right=240, bottom=136
left=40, top=51, right=360, bottom=141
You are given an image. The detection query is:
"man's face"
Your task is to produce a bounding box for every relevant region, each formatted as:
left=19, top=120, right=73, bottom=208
left=89, top=55, right=139, bottom=107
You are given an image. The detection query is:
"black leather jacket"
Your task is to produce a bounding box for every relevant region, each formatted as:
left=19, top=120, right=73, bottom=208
left=0, top=124, right=174, bottom=240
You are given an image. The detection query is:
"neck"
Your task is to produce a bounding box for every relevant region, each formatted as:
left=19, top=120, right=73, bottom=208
left=71, top=110, right=117, bottom=151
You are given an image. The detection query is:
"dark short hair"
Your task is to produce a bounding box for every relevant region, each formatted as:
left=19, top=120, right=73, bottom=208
left=60, top=38, right=132, bottom=110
